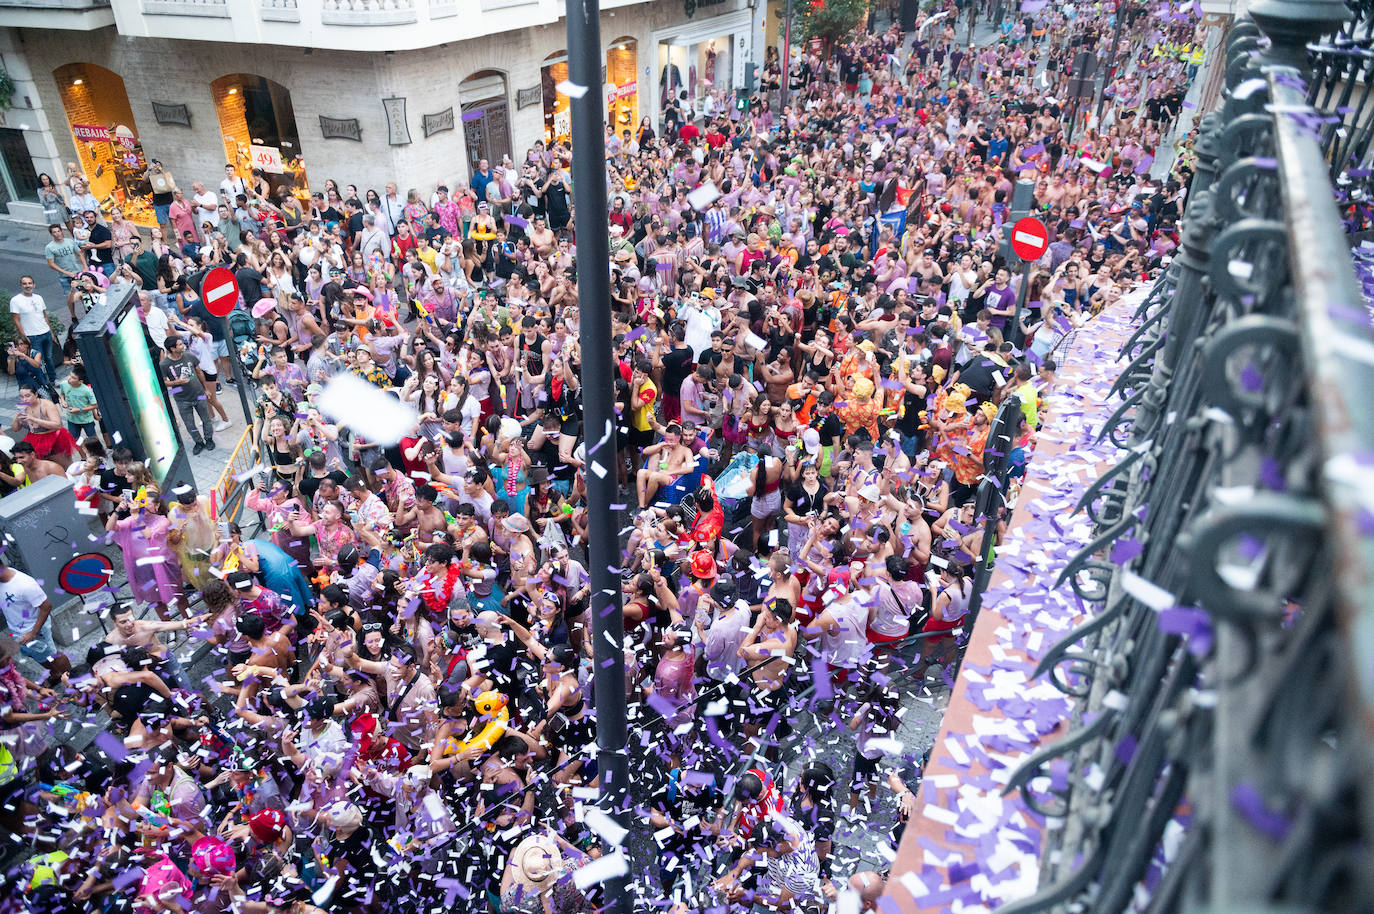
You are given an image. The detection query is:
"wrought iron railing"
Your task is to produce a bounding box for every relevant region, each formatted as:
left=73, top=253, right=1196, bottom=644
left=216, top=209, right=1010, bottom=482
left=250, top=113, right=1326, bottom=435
left=1305, top=0, right=1374, bottom=234
left=992, top=4, right=1374, bottom=912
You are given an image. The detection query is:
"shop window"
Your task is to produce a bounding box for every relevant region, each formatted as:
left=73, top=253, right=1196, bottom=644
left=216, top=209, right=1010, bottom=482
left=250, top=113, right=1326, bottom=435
left=211, top=73, right=310, bottom=205
left=606, top=37, right=639, bottom=136
left=53, top=62, right=154, bottom=225
left=540, top=51, right=571, bottom=146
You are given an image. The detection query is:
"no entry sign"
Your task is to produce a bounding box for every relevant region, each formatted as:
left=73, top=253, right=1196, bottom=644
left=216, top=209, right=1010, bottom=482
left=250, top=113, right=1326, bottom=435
left=201, top=267, right=239, bottom=318
left=58, top=552, right=114, bottom=595
left=1010, top=216, right=1049, bottom=262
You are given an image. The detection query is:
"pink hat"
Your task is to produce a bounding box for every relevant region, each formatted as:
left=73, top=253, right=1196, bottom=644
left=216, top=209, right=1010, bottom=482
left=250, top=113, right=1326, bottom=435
left=251, top=299, right=276, bottom=319
left=191, top=837, right=236, bottom=877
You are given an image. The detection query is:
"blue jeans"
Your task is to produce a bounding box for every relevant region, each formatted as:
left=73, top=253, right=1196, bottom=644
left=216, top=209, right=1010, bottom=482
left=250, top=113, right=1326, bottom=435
left=28, top=331, right=56, bottom=387
left=19, top=619, right=57, bottom=665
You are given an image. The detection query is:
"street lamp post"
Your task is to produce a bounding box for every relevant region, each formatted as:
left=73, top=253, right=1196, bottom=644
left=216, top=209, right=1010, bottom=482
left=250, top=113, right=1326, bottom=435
left=564, top=2, right=630, bottom=912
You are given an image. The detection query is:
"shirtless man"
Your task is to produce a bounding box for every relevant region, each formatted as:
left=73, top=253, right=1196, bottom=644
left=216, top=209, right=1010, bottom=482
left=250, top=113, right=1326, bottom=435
left=527, top=215, right=556, bottom=259
left=758, top=549, right=802, bottom=613
left=107, top=601, right=201, bottom=689
left=636, top=423, right=698, bottom=508
left=758, top=350, right=796, bottom=407
left=413, top=484, right=449, bottom=546
left=738, top=597, right=799, bottom=756
left=9, top=441, right=66, bottom=485
left=230, top=613, right=295, bottom=707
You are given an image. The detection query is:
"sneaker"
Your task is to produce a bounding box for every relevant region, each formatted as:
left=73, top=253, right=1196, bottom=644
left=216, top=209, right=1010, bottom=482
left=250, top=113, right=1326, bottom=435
left=214, top=419, right=231, bottom=432
left=192, top=441, right=205, bottom=456
left=205, top=440, right=216, bottom=451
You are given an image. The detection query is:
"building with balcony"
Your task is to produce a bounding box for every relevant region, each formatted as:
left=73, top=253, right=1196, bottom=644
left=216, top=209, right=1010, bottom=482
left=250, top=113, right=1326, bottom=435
left=0, top=0, right=776, bottom=224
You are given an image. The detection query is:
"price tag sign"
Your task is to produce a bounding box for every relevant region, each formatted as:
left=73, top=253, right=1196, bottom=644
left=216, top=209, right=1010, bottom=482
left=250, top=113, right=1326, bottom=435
left=249, top=144, right=284, bottom=174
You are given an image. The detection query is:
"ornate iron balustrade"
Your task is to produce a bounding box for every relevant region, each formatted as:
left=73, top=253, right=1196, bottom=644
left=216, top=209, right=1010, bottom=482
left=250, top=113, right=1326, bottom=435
left=1305, top=0, right=1374, bottom=233
left=993, top=2, right=1374, bottom=912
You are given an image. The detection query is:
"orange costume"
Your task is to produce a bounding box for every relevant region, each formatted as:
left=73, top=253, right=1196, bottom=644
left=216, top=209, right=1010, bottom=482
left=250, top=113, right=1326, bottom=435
left=837, top=376, right=882, bottom=442
left=931, top=385, right=988, bottom=486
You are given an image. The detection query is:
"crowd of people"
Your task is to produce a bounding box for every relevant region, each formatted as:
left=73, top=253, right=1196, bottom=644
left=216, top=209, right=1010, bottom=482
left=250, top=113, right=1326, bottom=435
left=2, top=0, right=1204, bottom=911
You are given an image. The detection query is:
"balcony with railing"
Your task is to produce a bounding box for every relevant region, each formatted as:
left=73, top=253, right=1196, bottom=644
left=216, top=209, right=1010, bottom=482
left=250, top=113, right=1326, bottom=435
left=319, top=0, right=415, bottom=26
left=0, top=0, right=115, bottom=28
left=102, top=0, right=653, bottom=49
left=942, top=1, right=1374, bottom=912
left=258, top=0, right=298, bottom=21
left=140, top=0, right=228, bottom=16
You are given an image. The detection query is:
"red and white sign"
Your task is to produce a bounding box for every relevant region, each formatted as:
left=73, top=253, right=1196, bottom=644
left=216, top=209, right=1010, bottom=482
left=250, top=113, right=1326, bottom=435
left=614, top=80, right=638, bottom=100
left=1010, top=216, right=1049, bottom=262
left=73, top=124, right=112, bottom=142
left=201, top=267, right=239, bottom=318
left=249, top=144, right=284, bottom=175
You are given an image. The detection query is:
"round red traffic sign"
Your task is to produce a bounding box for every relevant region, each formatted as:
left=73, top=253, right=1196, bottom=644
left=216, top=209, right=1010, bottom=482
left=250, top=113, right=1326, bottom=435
left=201, top=267, right=239, bottom=318
left=1010, top=216, right=1049, bottom=262
left=58, top=552, right=114, bottom=595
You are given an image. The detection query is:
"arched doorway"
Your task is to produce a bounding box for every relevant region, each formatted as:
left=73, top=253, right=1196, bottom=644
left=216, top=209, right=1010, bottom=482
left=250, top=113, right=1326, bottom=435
left=210, top=74, right=309, bottom=203
left=540, top=51, right=571, bottom=146
left=605, top=37, right=640, bottom=136
left=53, top=63, right=154, bottom=225
left=459, top=71, right=512, bottom=172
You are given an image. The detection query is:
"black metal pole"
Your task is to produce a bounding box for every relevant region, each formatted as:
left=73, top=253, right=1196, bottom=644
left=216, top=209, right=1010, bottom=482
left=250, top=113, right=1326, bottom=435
left=565, top=2, right=630, bottom=911
left=779, top=0, right=792, bottom=117
left=1011, top=258, right=1032, bottom=350
left=220, top=315, right=255, bottom=430
left=1095, top=0, right=1125, bottom=124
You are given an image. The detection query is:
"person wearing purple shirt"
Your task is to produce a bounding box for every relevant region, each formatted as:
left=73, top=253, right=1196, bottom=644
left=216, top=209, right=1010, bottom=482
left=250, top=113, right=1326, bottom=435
left=976, top=267, right=1017, bottom=332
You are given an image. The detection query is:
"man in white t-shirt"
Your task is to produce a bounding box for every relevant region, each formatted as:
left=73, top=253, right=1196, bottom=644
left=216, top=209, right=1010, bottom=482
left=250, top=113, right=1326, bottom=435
left=0, top=560, right=69, bottom=681
left=138, top=291, right=170, bottom=352
left=219, top=164, right=248, bottom=205
left=192, top=181, right=219, bottom=231
left=9, top=275, right=56, bottom=387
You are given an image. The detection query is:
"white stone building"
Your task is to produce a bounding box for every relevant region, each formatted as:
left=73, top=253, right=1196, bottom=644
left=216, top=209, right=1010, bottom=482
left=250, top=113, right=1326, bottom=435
left=0, top=0, right=789, bottom=226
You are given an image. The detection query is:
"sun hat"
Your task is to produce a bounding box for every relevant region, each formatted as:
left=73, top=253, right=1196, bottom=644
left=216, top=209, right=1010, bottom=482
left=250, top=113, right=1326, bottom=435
left=509, top=832, right=563, bottom=886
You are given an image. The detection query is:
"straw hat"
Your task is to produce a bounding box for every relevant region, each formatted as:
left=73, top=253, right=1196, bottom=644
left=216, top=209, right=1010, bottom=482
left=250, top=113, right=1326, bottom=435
left=508, top=832, right=563, bottom=886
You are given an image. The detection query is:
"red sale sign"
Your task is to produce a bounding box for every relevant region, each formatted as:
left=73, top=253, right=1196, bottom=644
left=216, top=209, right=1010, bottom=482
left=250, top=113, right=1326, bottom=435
left=73, top=124, right=112, bottom=142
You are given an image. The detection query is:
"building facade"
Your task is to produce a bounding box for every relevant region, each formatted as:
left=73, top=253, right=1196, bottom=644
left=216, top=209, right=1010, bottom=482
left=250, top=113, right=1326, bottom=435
left=0, top=0, right=774, bottom=224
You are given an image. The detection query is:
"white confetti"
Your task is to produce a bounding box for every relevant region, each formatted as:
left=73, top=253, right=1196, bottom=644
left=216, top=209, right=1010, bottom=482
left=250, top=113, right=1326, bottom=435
left=572, top=849, right=628, bottom=890
left=316, top=373, right=418, bottom=447
left=687, top=182, right=721, bottom=211
left=583, top=808, right=628, bottom=846
left=555, top=80, right=588, bottom=99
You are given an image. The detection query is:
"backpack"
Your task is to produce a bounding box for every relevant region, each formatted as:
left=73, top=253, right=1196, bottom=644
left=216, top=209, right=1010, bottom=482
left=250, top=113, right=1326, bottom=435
left=226, top=307, right=254, bottom=347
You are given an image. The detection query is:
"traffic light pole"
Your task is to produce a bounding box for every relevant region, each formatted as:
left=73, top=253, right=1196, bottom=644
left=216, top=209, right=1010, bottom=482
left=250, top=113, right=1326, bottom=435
left=565, top=2, right=630, bottom=913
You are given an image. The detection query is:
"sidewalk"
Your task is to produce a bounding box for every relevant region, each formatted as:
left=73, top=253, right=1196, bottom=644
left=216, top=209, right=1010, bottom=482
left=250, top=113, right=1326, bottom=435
left=883, top=289, right=1142, bottom=912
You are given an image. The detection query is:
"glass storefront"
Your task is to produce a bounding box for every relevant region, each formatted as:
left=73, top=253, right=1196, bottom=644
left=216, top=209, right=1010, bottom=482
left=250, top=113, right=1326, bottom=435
left=541, top=54, right=572, bottom=146
left=53, top=63, right=155, bottom=225
left=658, top=35, right=733, bottom=115
left=211, top=74, right=310, bottom=203
left=605, top=39, right=639, bottom=135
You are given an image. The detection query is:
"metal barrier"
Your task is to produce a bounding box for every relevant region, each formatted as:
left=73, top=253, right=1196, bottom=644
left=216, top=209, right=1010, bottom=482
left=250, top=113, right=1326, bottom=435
left=212, top=426, right=259, bottom=532
left=993, top=5, right=1374, bottom=912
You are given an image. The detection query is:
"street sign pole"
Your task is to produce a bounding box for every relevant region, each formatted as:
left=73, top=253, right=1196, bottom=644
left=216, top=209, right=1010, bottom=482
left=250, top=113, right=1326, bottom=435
left=221, top=316, right=256, bottom=430
left=201, top=267, right=256, bottom=431
left=1008, top=216, right=1050, bottom=350
left=1012, top=257, right=1033, bottom=349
